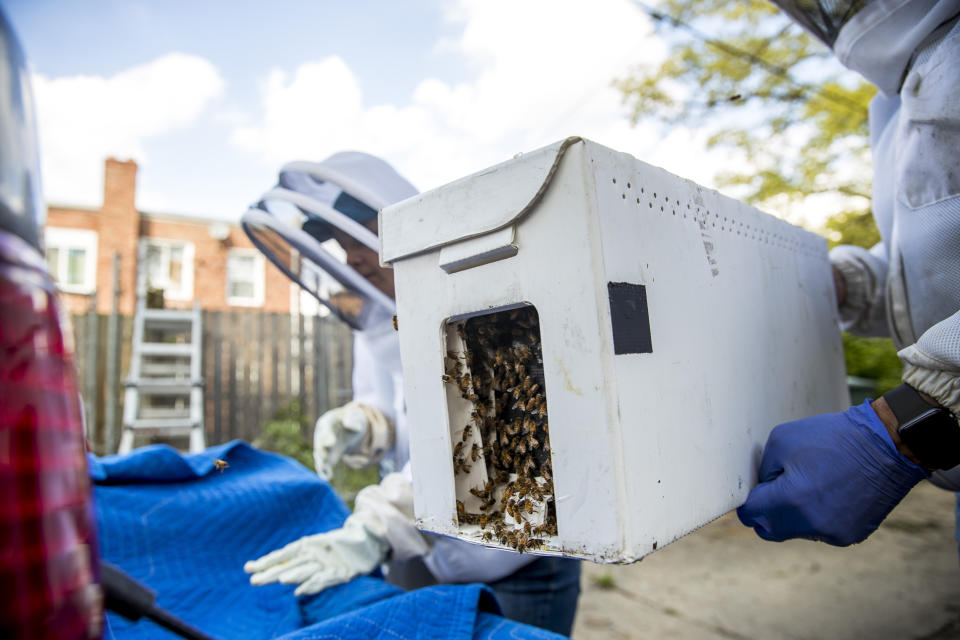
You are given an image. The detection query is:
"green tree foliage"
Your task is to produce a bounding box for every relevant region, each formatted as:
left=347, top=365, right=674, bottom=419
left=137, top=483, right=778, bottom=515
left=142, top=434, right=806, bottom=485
left=618, top=0, right=874, bottom=211
left=620, top=0, right=900, bottom=391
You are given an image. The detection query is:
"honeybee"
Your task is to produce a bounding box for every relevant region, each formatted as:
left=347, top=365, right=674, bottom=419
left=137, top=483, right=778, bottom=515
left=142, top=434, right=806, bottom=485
left=521, top=457, right=536, bottom=475
left=442, top=374, right=454, bottom=384
left=516, top=533, right=528, bottom=551
left=471, top=443, right=481, bottom=462
left=499, top=431, right=510, bottom=447
left=501, top=450, right=513, bottom=467
left=479, top=514, right=488, bottom=528
left=456, top=459, right=472, bottom=474
left=511, top=386, right=522, bottom=400
left=523, top=521, right=532, bottom=535
left=467, top=392, right=479, bottom=403
left=542, top=467, right=553, bottom=482
left=482, top=531, right=494, bottom=541
left=392, top=315, right=399, bottom=331
left=453, top=441, right=465, bottom=457
left=214, top=459, right=229, bottom=473
left=471, top=411, right=484, bottom=426
left=515, top=363, right=526, bottom=377
left=535, top=405, right=547, bottom=419
left=527, top=383, right=539, bottom=396
left=493, top=349, right=505, bottom=367
left=514, top=344, right=532, bottom=361
left=524, top=500, right=535, bottom=514
left=525, top=433, right=538, bottom=449
left=456, top=500, right=466, bottom=518
left=522, top=417, right=535, bottom=433
left=516, top=439, right=527, bottom=455
left=458, top=374, right=472, bottom=393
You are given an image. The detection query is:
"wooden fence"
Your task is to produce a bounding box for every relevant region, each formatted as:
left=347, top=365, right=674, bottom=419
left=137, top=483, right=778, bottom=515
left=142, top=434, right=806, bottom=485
left=71, top=306, right=354, bottom=456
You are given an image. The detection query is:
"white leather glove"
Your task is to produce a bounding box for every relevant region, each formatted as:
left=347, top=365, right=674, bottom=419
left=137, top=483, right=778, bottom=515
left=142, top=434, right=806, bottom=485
left=244, top=472, right=428, bottom=596
left=313, top=401, right=394, bottom=480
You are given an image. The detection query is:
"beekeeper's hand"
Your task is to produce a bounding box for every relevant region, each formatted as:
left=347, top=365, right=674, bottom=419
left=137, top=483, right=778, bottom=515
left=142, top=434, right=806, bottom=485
left=313, top=401, right=394, bottom=480
left=244, top=472, right=428, bottom=595
left=737, top=399, right=928, bottom=546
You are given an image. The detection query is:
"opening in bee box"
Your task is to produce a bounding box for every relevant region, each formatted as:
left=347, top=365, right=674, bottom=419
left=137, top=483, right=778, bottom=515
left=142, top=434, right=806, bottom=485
left=443, top=305, right=558, bottom=552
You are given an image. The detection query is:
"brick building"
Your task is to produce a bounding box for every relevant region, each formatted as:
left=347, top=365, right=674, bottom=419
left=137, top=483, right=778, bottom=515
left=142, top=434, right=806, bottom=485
left=44, top=158, right=292, bottom=315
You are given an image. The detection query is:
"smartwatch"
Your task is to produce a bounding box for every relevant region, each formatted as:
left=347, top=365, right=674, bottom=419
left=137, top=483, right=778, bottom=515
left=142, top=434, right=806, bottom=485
left=883, top=383, right=960, bottom=470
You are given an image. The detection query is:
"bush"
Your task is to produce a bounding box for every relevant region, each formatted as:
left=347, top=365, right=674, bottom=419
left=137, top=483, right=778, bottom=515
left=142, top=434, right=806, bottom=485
left=254, top=400, right=313, bottom=470
left=254, top=400, right=381, bottom=508
left=842, top=332, right=903, bottom=395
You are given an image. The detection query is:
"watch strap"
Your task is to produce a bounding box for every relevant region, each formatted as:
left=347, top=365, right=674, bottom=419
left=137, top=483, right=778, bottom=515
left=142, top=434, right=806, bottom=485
left=884, top=383, right=960, bottom=470
left=884, top=383, right=935, bottom=425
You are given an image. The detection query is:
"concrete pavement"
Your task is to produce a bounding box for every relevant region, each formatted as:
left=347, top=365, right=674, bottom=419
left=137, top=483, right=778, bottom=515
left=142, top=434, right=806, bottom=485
left=573, top=481, right=960, bottom=639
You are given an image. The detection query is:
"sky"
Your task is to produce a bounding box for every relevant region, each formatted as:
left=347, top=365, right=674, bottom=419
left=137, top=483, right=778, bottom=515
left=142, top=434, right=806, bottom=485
left=7, top=0, right=785, bottom=225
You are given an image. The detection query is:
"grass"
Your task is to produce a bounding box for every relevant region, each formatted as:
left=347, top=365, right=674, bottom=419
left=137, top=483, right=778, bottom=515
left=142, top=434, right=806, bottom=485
left=593, top=571, right=617, bottom=590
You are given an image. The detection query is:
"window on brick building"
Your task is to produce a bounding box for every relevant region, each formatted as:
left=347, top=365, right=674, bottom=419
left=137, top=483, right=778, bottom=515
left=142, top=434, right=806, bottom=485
left=141, top=238, right=194, bottom=301
left=226, top=248, right=265, bottom=307
left=43, top=227, right=98, bottom=294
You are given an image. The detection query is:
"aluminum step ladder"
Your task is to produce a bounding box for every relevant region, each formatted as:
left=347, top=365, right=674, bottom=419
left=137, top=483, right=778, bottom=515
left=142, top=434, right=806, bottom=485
left=118, top=298, right=205, bottom=453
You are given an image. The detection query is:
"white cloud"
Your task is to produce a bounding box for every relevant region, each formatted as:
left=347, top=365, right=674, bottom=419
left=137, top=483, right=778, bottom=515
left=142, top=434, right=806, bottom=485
left=33, top=53, right=225, bottom=207
left=229, top=0, right=734, bottom=196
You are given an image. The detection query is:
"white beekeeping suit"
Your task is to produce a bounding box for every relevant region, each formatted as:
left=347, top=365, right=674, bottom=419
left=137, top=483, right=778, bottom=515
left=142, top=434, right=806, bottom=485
left=822, top=1, right=960, bottom=481
left=738, top=0, right=960, bottom=546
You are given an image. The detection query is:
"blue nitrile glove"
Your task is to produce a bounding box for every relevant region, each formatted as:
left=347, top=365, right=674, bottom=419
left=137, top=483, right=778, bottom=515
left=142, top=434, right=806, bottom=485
left=737, top=399, right=929, bottom=546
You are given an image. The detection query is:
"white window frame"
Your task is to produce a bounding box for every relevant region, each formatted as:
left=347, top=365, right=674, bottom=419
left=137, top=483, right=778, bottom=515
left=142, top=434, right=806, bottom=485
left=226, top=248, right=265, bottom=307
left=140, top=238, right=195, bottom=301
left=43, top=227, right=98, bottom=294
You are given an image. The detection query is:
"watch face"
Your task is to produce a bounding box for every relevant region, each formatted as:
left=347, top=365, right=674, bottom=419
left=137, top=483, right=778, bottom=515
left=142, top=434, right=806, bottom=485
left=898, top=408, right=960, bottom=470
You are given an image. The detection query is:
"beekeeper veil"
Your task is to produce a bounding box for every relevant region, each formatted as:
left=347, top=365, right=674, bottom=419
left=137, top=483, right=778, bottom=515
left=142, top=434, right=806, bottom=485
left=242, top=152, right=417, bottom=330
left=771, top=0, right=960, bottom=95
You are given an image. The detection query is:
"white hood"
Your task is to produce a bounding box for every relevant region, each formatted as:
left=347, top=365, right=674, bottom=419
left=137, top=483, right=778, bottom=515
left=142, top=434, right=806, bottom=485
left=833, top=0, right=960, bottom=96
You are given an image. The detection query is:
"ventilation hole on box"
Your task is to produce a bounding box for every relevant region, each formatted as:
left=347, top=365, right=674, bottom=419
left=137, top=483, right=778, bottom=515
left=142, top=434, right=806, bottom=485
left=627, top=182, right=631, bottom=189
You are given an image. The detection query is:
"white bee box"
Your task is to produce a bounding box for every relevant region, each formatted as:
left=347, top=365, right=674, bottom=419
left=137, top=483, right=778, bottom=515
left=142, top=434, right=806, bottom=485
left=379, top=137, right=847, bottom=563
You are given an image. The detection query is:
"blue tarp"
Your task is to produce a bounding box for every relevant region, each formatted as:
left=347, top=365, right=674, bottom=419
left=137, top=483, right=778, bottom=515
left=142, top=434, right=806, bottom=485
left=91, top=441, right=564, bottom=640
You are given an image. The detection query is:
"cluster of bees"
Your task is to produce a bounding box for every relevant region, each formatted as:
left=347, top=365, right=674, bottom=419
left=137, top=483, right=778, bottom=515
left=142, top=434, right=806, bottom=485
left=444, top=306, right=558, bottom=552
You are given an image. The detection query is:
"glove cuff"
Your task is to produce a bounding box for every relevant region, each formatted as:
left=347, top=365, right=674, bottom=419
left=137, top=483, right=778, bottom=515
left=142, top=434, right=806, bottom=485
left=854, top=399, right=928, bottom=480
left=353, top=473, right=429, bottom=562
left=341, top=403, right=395, bottom=469
left=899, top=346, right=960, bottom=417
